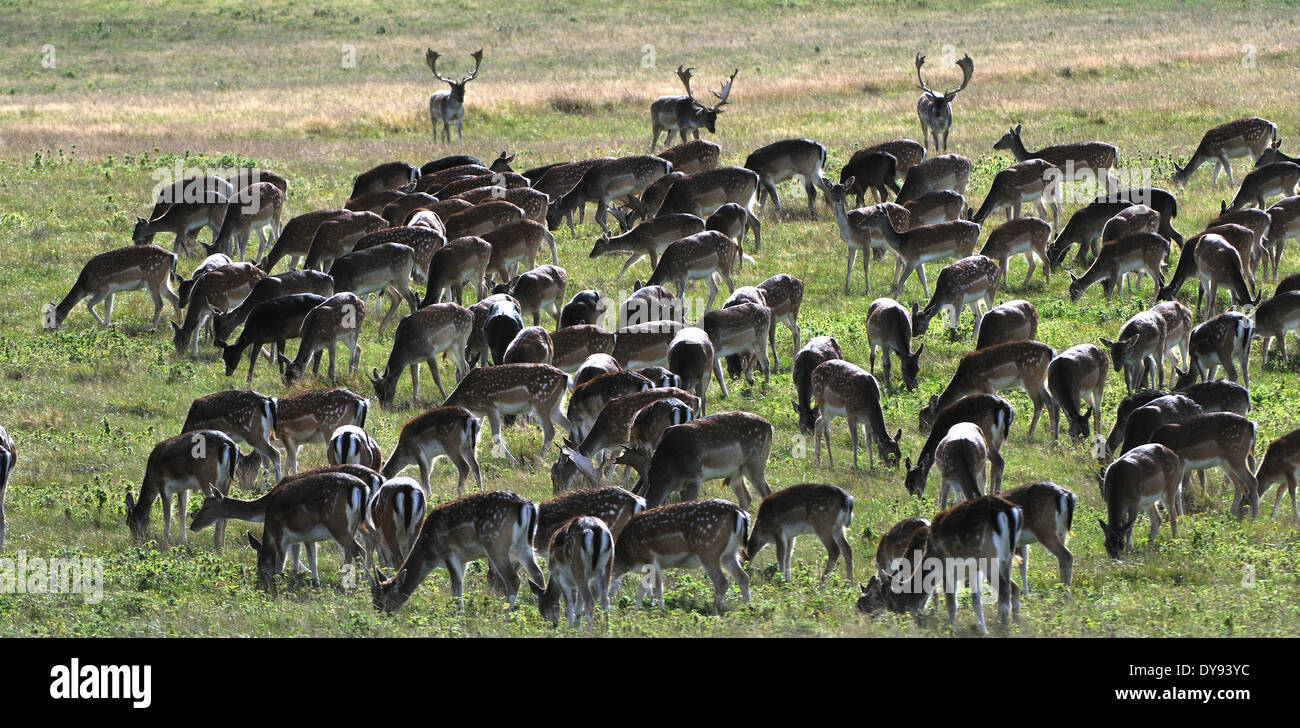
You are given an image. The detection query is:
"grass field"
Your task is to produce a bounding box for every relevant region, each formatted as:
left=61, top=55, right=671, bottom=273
left=2, top=0, right=1300, bottom=636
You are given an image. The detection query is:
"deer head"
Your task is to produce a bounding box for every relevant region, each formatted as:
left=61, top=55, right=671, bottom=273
left=426, top=47, right=484, bottom=102
left=915, top=51, right=974, bottom=113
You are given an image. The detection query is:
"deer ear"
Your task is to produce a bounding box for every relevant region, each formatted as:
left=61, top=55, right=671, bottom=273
left=893, top=428, right=902, bottom=443
left=1015, top=124, right=1022, bottom=135
left=246, top=532, right=262, bottom=552
left=393, top=569, right=408, bottom=588
left=1099, top=337, right=1115, bottom=348
left=1097, top=518, right=1109, bottom=534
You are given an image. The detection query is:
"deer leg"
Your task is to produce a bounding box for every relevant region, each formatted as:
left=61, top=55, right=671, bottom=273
left=849, top=415, right=862, bottom=470
left=817, top=533, right=841, bottom=583
left=485, top=410, right=519, bottom=466
left=843, top=250, right=857, bottom=296
left=245, top=343, right=262, bottom=385
left=701, top=560, right=731, bottom=614
left=427, top=358, right=446, bottom=400
left=814, top=413, right=830, bottom=468
left=712, top=356, right=729, bottom=399
left=1229, top=459, right=1260, bottom=519
left=1017, top=544, right=1030, bottom=595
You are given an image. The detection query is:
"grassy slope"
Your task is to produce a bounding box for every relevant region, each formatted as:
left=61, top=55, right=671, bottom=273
left=1, top=0, right=1299, bottom=636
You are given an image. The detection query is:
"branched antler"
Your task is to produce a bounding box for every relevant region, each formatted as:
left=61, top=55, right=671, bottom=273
left=708, top=68, right=738, bottom=112
left=426, top=48, right=453, bottom=83
left=463, top=48, right=484, bottom=83
left=675, top=65, right=697, bottom=100
left=947, top=54, right=974, bottom=98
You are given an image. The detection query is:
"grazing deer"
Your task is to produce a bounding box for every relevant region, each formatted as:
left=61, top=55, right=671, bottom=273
left=657, top=139, right=722, bottom=174
left=792, top=336, right=845, bottom=435
left=1103, top=389, right=1167, bottom=459
left=1264, top=195, right=1300, bottom=278
left=902, top=189, right=966, bottom=228
left=573, top=354, right=621, bottom=388
left=1101, top=204, right=1160, bottom=248
left=867, top=298, right=922, bottom=391
left=326, top=424, right=381, bottom=470
left=625, top=397, right=696, bottom=465
left=259, top=209, right=347, bottom=272
left=839, top=150, right=900, bottom=206
left=974, top=299, right=1038, bottom=350
left=755, top=274, right=803, bottom=369
left=1098, top=443, right=1183, bottom=558
left=980, top=216, right=1051, bottom=291
left=212, top=269, right=334, bottom=342
left=273, top=388, right=369, bottom=475
left=993, top=124, right=1118, bottom=184
left=612, top=320, right=685, bottom=370
left=532, top=516, right=615, bottom=627
left=655, top=168, right=762, bottom=248
left=706, top=203, right=760, bottom=256
left=421, top=235, right=492, bottom=306
left=1150, top=412, right=1259, bottom=518
left=1047, top=201, right=1133, bottom=269
left=1152, top=300, right=1194, bottom=386
left=745, top=138, right=827, bottom=217
left=466, top=294, right=522, bottom=367
left=810, top=359, right=901, bottom=470
left=207, top=182, right=285, bottom=261
left=381, top=406, right=481, bottom=496
left=590, top=214, right=705, bottom=283
left=610, top=498, right=750, bottom=613
left=381, top=193, right=439, bottom=226
left=502, top=326, right=554, bottom=365
left=633, top=411, right=772, bottom=510
left=618, top=284, right=684, bottom=328
left=1192, top=233, right=1258, bottom=317
left=559, top=290, right=607, bottom=328
left=1068, top=233, right=1168, bottom=302
left=1047, top=344, right=1109, bottom=442
left=371, top=303, right=472, bottom=407
left=444, top=200, right=526, bottom=241
left=537, top=486, right=645, bottom=546
left=302, top=211, right=387, bottom=273
left=497, top=264, right=568, bottom=328
left=0, top=425, right=13, bottom=552
left=126, top=430, right=239, bottom=549
left=550, top=325, right=616, bottom=373
left=1119, top=394, right=1203, bottom=457
left=999, top=482, right=1075, bottom=591
left=437, top=172, right=529, bottom=200
left=350, top=162, right=418, bottom=199
left=969, top=159, right=1062, bottom=232
left=928, top=494, right=1022, bottom=634
left=1173, top=117, right=1277, bottom=187
left=1255, top=428, right=1300, bottom=519
left=933, top=422, right=989, bottom=509
left=646, top=230, right=738, bottom=312
left=362, top=477, right=427, bottom=570
left=182, top=390, right=279, bottom=484
left=1228, top=161, right=1300, bottom=211
left=132, top=194, right=229, bottom=256
left=550, top=156, right=673, bottom=235
left=910, top=254, right=999, bottom=341
left=442, top=363, right=571, bottom=465
left=558, top=387, right=702, bottom=489
left=1173, top=312, right=1254, bottom=388
left=856, top=517, right=932, bottom=618
left=618, top=171, right=686, bottom=230
left=920, top=340, right=1056, bottom=441
left=819, top=178, right=911, bottom=295
left=865, top=206, right=982, bottom=298
left=1102, top=308, right=1168, bottom=393
left=746, top=483, right=854, bottom=583
left=648, top=65, right=736, bottom=151
left=701, top=302, right=771, bottom=397
left=281, top=293, right=365, bottom=386
left=171, top=263, right=265, bottom=355
left=425, top=48, right=483, bottom=143
left=327, top=243, right=420, bottom=333
left=371, top=490, right=544, bottom=612
left=1257, top=138, right=1300, bottom=167
left=913, top=51, right=974, bottom=152
left=216, top=293, right=326, bottom=384
left=1253, top=291, right=1300, bottom=368
left=50, top=245, right=179, bottom=330
left=905, top=393, right=1013, bottom=498
left=894, top=153, right=971, bottom=204
left=667, top=326, right=717, bottom=413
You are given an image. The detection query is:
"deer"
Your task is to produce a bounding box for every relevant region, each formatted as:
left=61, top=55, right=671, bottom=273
left=864, top=205, right=983, bottom=299
left=1150, top=412, right=1259, bottom=518
left=370, top=303, right=472, bottom=407
left=1101, top=204, right=1160, bottom=248
left=425, top=48, right=483, bottom=143
left=148, top=174, right=232, bottom=219
left=927, top=494, right=1022, bottom=634
left=465, top=294, right=521, bottom=368
left=980, top=216, right=1051, bottom=291
left=258, top=209, right=347, bottom=272
left=1047, top=343, right=1109, bottom=442
left=838, top=150, right=900, bottom=206
left=125, top=430, right=239, bottom=549
left=381, top=193, right=439, bottom=226
left=624, top=397, right=696, bottom=469
left=867, top=298, right=922, bottom=391
left=920, top=340, right=1056, bottom=441
left=913, top=51, right=974, bottom=152
left=612, top=320, right=686, bottom=370
left=1118, top=394, right=1202, bottom=458
left=361, top=477, right=427, bottom=570
left=894, top=154, right=971, bottom=204
left=549, top=156, right=673, bottom=235
left=617, top=172, right=687, bottom=230
left=379, top=406, right=481, bottom=497
left=502, top=326, right=554, bottom=365
left=819, top=178, right=912, bottom=295
left=1228, top=162, right=1300, bottom=211
left=993, top=125, right=1118, bottom=185
left=999, top=482, right=1076, bottom=591
left=1067, top=233, right=1168, bottom=302
left=550, top=325, right=617, bottom=373
left=809, top=359, right=902, bottom=470
left=1173, top=117, right=1278, bottom=187
left=656, top=139, right=721, bottom=174
left=1103, top=389, right=1167, bottom=458
left=1255, top=428, right=1300, bottom=519
left=573, top=354, right=621, bottom=389
left=910, top=255, right=1000, bottom=342
left=1253, top=291, right=1300, bottom=369
left=272, top=388, right=370, bottom=475
left=618, top=284, right=684, bottom=328
left=1157, top=228, right=1252, bottom=315
left=556, top=387, right=702, bottom=489
left=646, top=230, right=738, bottom=312
left=855, top=517, right=931, bottom=617
left=480, top=220, right=553, bottom=280
left=421, top=235, right=492, bottom=306
left=1263, top=195, right=1300, bottom=278
left=326, top=424, right=381, bottom=471
left=327, top=243, right=420, bottom=333
left=182, top=390, right=280, bottom=485
left=932, top=422, right=989, bottom=509
left=496, top=264, right=568, bottom=328
left=746, top=483, right=854, bottom=583
left=532, top=516, right=615, bottom=627
left=648, top=65, right=737, bottom=151
left=667, top=326, right=717, bottom=414
left=436, top=172, right=529, bottom=200
left=589, top=214, right=706, bottom=284
left=1152, top=300, right=1194, bottom=387
left=745, top=138, right=827, bottom=217
left=902, top=189, right=967, bottom=227
left=655, top=167, right=763, bottom=250
left=442, top=363, right=571, bottom=465
left=216, top=293, right=326, bottom=385
left=350, top=161, right=418, bottom=199
left=50, top=245, right=179, bottom=330
left=371, top=490, right=544, bottom=612
left=969, top=159, right=1062, bottom=232
left=1101, top=308, right=1168, bottom=393
left=280, top=293, right=365, bottom=386
left=1098, top=443, right=1184, bottom=559
left=905, top=393, right=1013, bottom=498
left=706, top=203, right=760, bottom=257
left=132, top=193, right=229, bottom=256
left=792, top=336, right=845, bottom=435
left=559, top=290, right=607, bottom=328
left=536, top=487, right=645, bottom=549
left=631, top=411, right=772, bottom=510
left=974, top=299, right=1038, bottom=350
left=859, top=139, right=927, bottom=177
left=302, top=210, right=387, bottom=273
left=171, top=263, right=266, bottom=355
left=609, top=498, right=750, bottom=613
left=206, top=182, right=285, bottom=261
left=212, top=269, right=334, bottom=342
left=1046, top=201, right=1134, bottom=269
left=1191, top=233, right=1259, bottom=317
left=1173, top=311, right=1254, bottom=388
left=0, top=425, right=13, bottom=552
left=701, top=302, right=771, bottom=398
left=444, top=200, right=526, bottom=241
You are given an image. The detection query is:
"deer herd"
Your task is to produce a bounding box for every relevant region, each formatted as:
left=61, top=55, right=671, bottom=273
left=11, top=46, right=1300, bottom=635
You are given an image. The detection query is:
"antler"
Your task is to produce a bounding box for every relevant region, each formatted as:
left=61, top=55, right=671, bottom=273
left=945, top=53, right=974, bottom=98
left=708, top=68, right=738, bottom=112
left=425, top=48, right=454, bottom=83
left=914, top=52, right=934, bottom=94
left=462, top=48, right=484, bottom=83
left=675, top=65, right=697, bottom=100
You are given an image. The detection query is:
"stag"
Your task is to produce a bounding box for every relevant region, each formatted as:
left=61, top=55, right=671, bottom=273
left=649, top=65, right=737, bottom=152
left=914, top=52, right=974, bottom=152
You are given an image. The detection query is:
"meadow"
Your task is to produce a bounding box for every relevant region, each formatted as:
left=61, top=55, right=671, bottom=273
left=1, top=0, right=1299, bottom=636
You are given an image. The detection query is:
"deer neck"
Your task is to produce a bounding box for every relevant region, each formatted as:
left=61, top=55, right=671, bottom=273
left=215, top=492, right=276, bottom=522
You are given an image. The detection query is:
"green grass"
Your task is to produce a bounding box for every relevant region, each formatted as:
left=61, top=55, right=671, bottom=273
left=1, top=0, right=1300, bottom=636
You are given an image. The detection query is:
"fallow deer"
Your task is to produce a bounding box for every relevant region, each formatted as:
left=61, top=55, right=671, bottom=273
left=1046, top=201, right=1133, bottom=269
left=999, top=482, right=1075, bottom=591
left=1192, top=233, right=1258, bottom=317
left=425, top=48, right=484, bottom=143
left=633, top=411, right=772, bottom=510
left=557, top=386, right=702, bottom=489
left=932, top=422, right=989, bottom=509
left=1068, top=233, right=1168, bottom=302
left=974, top=299, right=1038, bottom=350
left=182, top=390, right=280, bottom=484
left=927, top=494, right=1022, bottom=634
left=867, top=298, right=922, bottom=391
left=279, top=292, right=364, bottom=386
left=549, top=155, right=673, bottom=235
left=839, top=150, right=900, bottom=206
left=667, top=326, right=716, bottom=413
left=1101, top=308, right=1168, bottom=393
left=969, top=159, right=1062, bottom=232
left=302, top=210, right=387, bottom=273
left=980, top=216, right=1051, bottom=291
left=1171, top=312, right=1254, bottom=388
left=498, top=264, right=568, bottom=327
left=211, top=269, right=334, bottom=342
left=125, top=430, right=239, bottom=549
left=655, top=168, right=762, bottom=250
left=532, top=516, right=615, bottom=627
left=1253, top=291, right=1300, bottom=368
left=573, top=354, right=621, bottom=388
left=362, top=477, right=427, bottom=570
left=259, top=209, right=347, bottom=272
left=589, top=214, right=705, bottom=283
left=1264, top=195, right=1300, bottom=278
left=612, top=320, right=685, bottom=370
left=371, top=303, right=472, bottom=407
left=537, top=486, right=645, bottom=546
left=1152, top=300, right=1194, bottom=386
left=920, top=340, right=1056, bottom=441
left=1150, top=412, right=1259, bottom=518
left=648, top=65, right=736, bottom=151
left=550, top=325, right=616, bottom=373
left=894, top=153, right=971, bottom=204
left=1104, top=389, right=1168, bottom=459
left=442, top=363, right=571, bottom=465
left=0, top=426, right=12, bottom=552
left=617, top=284, right=684, bottom=328
left=810, top=359, right=901, bottom=470
left=1173, top=117, right=1277, bottom=187
left=1255, top=428, right=1300, bottom=519
left=1118, top=394, right=1202, bottom=457
left=864, top=205, right=982, bottom=298
left=421, top=235, right=491, bottom=306
left=1099, top=443, right=1183, bottom=559
left=273, top=388, right=370, bottom=475
left=381, top=406, right=481, bottom=496
left=913, top=51, right=974, bottom=152
left=746, top=483, right=854, bottom=583
left=657, top=139, right=722, bottom=174
left=562, top=371, right=654, bottom=448
left=502, top=326, right=554, bottom=365
left=645, top=230, right=737, bottom=312
left=171, top=263, right=265, bottom=355
left=207, top=182, right=284, bottom=261
left=909, top=254, right=999, bottom=338
left=444, top=200, right=526, bottom=241
left=902, top=190, right=967, bottom=227
left=744, top=138, right=827, bottom=217
left=819, top=178, right=910, bottom=295
left=326, top=424, right=380, bottom=471
left=133, top=194, right=229, bottom=256
left=994, top=124, right=1118, bottom=185
left=466, top=294, right=522, bottom=367
left=50, top=245, right=179, bottom=330
left=905, top=394, right=1013, bottom=498
left=1047, top=343, right=1109, bottom=442
left=792, top=336, right=844, bottom=434
left=559, top=290, right=607, bottom=328
left=1227, top=161, right=1300, bottom=210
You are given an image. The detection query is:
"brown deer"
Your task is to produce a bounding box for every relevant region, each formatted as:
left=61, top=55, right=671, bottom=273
left=910, top=254, right=999, bottom=339
left=302, top=210, right=387, bottom=273
left=932, top=422, right=989, bottom=508
left=746, top=483, right=854, bottom=582
left=444, top=200, right=526, bottom=240
left=656, top=139, right=722, bottom=174
left=421, top=235, right=492, bottom=306
left=381, top=406, right=481, bottom=496
left=1254, top=291, right=1300, bottom=368
left=920, top=340, right=1056, bottom=441
left=993, top=125, right=1118, bottom=184
left=633, top=411, right=772, bottom=510
left=50, top=245, right=179, bottom=330
left=532, top=516, right=615, bottom=627
left=1255, top=428, right=1300, bottom=519
left=969, top=159, right=1061, bottom=232
left=125, top=430, right=239, bottom=549
left=792, top=336, right=844, bottom=434
left=819, top=178, right=911, bottom=295
left=589, top=214, right=704, bottom=283
left=1067, top=233, right=1168, bottom=302
left=1264, top=195, right=1300, bottom=278
left=1175, top=311, right=1254, bottom=388
left=905, top=394, right=1013, bottom=498
left=481, top=219, right=554, bottom=283
left=550, top=325, right=617, bottom=373
left=442, top=363, right=571, bottom=465
left=1046, top=201, right=1133, bottom=269
left=497, top=264, right=568, bottom=328
left=864, top=205, right=983, bottom=298
left=648, top=65, right=736, bottom=151
left=216, top=293, right=326, bottom=385
left=502, top=326, right=554, bottom=365
left=1150, top=412, right=1259, bottom=518
left=999, top=482, right=1075, bottom=591
left=548, top=155, right=672, bottom=234
left=655, top=168, right=762, bottom=248
left=371, top=302, right=472, bottom=407
left=258, top=209, right=347, bottom=272
left=980, top=216, right=1051, bottom=291
left=744, top=138, right=827, bottom=217
left=701, top=302, right=771, bottom=398
left=211, top=269, right=334, bottom=342
left=894, top=153, right=971, bottom=204
left=1173, top=117, right=1277, bottom=187
left=1192, top=233, right=1258, bottom=317
left=361, top=477, right=426, bottom=570
left=867, top=298, right=923, bottom=391
left=326, top=425, right=380, bottom=470
left=1227, top=161, right=1300, bottom=211
left=171, top=262, right=265, bottom=355
left=838, top=150, right=900, bottom=206
left=810, top=359, right=901, bottom=470
left=645, top=231, right=737, bottom=312
left=913, top=51, right=974, bottom=152
left=667, top=326, right=717, bottom=413
left=1098, top=443, right=1183, bottom=558
left=273, top=388, right=370, bottom=475
left=425, top=48, right=484, bottom=143
left=1101, top=308, right=1168, bottom=393
left=281, top=293, right=365, bottom=386
left=0, top=426, right=13, bottom=552
left=927, top=494, right=1022, bottom=634
left=903, top=190, right=967, bottom=227
left=974, top=299, right=1038, bottom=350
left=1047, top=343, right=1109, bottom=442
